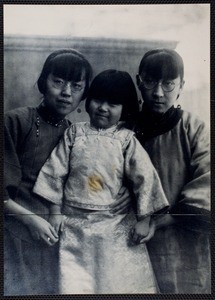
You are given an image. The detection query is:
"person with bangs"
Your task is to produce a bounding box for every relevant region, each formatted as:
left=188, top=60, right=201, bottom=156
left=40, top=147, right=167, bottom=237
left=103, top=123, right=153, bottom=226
left=133, top=49, right=210, bottom=293
left=4, top=49, right=93, bottom=295
left=33, top=69, right=169, bottom=294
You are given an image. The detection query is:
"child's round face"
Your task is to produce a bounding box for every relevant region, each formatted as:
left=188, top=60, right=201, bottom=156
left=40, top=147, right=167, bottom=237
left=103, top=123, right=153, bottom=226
left=88, top=98, right=123, bottom=129
left=43, top=73, right=86, bottom=118
left=138, top=74, right=184, bottom=114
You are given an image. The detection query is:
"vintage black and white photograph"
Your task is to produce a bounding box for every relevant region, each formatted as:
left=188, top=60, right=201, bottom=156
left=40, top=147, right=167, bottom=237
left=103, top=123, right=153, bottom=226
left=3, top=3, right=211, bottom=296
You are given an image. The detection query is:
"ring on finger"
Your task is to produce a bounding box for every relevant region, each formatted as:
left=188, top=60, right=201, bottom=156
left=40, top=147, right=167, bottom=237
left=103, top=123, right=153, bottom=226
left=47, top=237, right=51, bottom=242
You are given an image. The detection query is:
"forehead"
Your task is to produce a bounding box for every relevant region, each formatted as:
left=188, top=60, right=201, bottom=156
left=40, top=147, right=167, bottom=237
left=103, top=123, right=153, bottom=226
left=91, top=98, right=122, bottom=105
left=50, top=54, right=87, bottom=81
left=140, top=53, right=182, bottom=80
left=51, top=72, right=86, bottom=82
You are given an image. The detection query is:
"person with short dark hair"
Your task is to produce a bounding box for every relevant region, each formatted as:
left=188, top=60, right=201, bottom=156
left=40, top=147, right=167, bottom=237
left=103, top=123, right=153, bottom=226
left=4, top=49, right=93, bottom=295
left=134, top=48, right=210, bottom=293
left=34, top=69, right=169, bottom=294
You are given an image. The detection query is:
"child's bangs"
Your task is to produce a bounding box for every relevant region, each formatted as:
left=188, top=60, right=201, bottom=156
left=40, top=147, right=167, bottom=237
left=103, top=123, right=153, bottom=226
left=89, top=78, right=125, bottom=105
left=143, top=54, right=182, bottom=80
left=91, top=89, right=123, bottom=105
left=51, top=54, right=86, bottom=81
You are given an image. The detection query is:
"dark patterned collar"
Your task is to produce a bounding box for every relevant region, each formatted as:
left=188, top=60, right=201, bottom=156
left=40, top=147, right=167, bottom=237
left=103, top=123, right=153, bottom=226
left=135, top=105, right=183, bottom=144
left=36, top=103, right=66, bottom=127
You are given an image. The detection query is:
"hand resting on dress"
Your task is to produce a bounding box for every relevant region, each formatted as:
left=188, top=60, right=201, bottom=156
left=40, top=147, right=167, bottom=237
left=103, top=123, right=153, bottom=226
left=4, top=199, right=59, bottom=246
left=24, top=214, right=59, bottom=246
left=131, top=216, right=151, bottom=244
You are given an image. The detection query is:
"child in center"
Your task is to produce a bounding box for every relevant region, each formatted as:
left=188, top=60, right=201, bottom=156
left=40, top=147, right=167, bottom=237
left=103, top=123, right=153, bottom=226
left=33, top=69, right=169, bottom=294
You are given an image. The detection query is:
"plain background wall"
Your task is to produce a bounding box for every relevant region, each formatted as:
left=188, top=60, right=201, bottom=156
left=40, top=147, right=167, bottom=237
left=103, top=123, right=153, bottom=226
left=4, top=35, right=177, bottom=123
left=4, top=4, right=210, bottom=126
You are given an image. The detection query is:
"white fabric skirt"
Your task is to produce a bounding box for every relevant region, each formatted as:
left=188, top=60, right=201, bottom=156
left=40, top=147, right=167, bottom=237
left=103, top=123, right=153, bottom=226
left=59, top=206, right=158, bottom=294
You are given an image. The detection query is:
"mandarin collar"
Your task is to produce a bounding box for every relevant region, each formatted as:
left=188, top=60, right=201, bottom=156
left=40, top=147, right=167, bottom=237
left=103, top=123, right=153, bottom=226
left=136, top=105, right=183, bottom=142
left=88, top=121, right=124, bottom=133
left=37, top=103, right=66, bottom=127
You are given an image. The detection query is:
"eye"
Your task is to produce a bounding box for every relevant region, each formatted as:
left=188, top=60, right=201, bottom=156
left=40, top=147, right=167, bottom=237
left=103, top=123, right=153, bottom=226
left=144, top=78, right=157, bottom=85
left=163, top=81, right=175, bottom=90
left=92, top=99, right=102, bottom=104
left=109, top=103, right=119, bottom=107
left=53, top=78, right=64, bottom=86
left=145, top=78, right=154, bottom=82
left=164, top=81, right=174, bottom=86
left=72, top=82, right=82, bottom=91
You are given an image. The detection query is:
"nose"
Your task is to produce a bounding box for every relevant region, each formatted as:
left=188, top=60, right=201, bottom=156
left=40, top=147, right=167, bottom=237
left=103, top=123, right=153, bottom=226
left=98, top=102, right=108, bottom=111
left=61, top=83, right=72, bottom=97
left=153, top=82, right=164, bottom=97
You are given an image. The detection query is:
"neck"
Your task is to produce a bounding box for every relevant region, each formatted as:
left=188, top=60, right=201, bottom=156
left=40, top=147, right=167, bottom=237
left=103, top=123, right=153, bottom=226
left=141, top=104, right=175, bottom=119
left=40, top=102, right=65, bottom=120
left=136, top=104, right=182, bottom=141
left=37, top=102, right=66, bottom=127
left=90, top=122, right=118, bottom=131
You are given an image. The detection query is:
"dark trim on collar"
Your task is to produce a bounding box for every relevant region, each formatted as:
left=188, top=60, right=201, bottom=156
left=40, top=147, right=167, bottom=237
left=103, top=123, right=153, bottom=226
left=135, top=105, right=183, bottom=144
left=36, top=103, right=66, bottom=127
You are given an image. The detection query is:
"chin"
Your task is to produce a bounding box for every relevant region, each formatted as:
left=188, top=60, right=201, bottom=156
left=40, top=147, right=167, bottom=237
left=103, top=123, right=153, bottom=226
left=152, top=108, right=164, bottom=114
left=93, top=121, right=107, bottom=128
left=57, top=109, right=72, bottom=117
left=97, top=124, right=107, bottom=129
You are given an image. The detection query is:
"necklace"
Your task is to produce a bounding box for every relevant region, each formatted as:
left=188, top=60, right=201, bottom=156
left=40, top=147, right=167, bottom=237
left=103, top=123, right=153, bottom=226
left=37, top=103, right=66, bottom=127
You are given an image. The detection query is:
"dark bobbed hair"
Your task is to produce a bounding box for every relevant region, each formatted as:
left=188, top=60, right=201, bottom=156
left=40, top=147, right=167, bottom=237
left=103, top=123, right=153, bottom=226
left=138, top=48, right=184, bottom=81
left=37, top=49, right=93, bottom=99
left=85, top=69, right=139, bottom=122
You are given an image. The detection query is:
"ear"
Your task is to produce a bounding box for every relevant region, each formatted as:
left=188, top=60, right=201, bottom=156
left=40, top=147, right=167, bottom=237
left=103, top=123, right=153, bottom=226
left=136, top=74, right=141, bottom=90
left=176, top=80, right=185, bottom=100
left=180, top=80, right=185, bottom=90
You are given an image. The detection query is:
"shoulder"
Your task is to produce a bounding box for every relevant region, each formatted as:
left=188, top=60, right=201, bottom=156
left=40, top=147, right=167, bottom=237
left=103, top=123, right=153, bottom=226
left=4, top=106, right=37, bottom=130
left=181, top=110, right=209, bottom=135
left=115, top=121, right=134, bottom=136
left=64, top=122, right=88, bottom=142
left=4, top=106, right=36, bottom=122
left=4, top=107, right=38, bottom=142
left=66, top=122, right=88, bottom=133
left=181, top=110, right=206, bottom=126
left=114, top=122, right=135, bottom=149
left=180, top=110, right=210, bottom=149
left=116, top=122, right=135, bottom=136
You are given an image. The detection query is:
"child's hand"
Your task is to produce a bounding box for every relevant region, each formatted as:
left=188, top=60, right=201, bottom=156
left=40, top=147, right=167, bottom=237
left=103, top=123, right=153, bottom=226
left=23, top=214, right=59, bottom=246
left=49, top=214, right=64, bottom=235
left=131, top=216, right=150, bottom=244
left=136, top=219, right=156, bottom=243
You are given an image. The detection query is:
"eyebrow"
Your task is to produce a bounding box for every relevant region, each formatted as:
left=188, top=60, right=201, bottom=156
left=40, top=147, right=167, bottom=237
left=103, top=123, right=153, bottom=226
left=51, top=74, right=86, bottom=82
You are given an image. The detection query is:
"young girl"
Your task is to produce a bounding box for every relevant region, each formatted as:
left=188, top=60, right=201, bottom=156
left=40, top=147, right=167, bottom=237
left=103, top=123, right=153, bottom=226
left=33, top=69, right=169, bottom=294
left=4, top=49, right=93, bottom=295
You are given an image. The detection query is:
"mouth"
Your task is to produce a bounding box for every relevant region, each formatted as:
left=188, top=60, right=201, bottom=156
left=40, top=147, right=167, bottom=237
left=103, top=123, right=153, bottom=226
left=96, top=114, right=108, bottom=119
left=57, top=99, right=72, bottom=105
left=154, top=102, right=164, bottom=105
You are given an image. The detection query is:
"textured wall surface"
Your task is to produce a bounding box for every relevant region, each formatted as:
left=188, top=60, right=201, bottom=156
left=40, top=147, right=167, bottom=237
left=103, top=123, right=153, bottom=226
left=4, top=35, right=177, bottom=123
